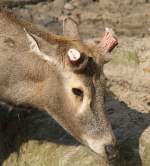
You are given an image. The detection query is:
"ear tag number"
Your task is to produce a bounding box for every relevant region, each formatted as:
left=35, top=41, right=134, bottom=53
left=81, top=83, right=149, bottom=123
left=68, top=49, right=81, bottom=62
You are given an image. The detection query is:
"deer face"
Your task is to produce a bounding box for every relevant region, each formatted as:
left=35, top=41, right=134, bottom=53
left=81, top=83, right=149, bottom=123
left=25, top=16, right=118, bottom=161
left=53, top=17, right=118, bottom=161
left=56, top=41, right=117, bottom=161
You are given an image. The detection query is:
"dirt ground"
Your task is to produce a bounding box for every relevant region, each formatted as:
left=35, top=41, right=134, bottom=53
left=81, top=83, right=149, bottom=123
left=0, top=0, right=150, bottom=166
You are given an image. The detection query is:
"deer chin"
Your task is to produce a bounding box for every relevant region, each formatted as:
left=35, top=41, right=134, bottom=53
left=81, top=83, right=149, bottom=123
left=82, top=134, right=117, bottom=161
left=83, top=136, right=107, bottom=154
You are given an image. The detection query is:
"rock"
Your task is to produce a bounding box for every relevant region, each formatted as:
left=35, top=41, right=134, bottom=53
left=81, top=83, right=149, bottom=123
left=0, top=0, right=49, bottom=8
left=71, top=0, right=93, bottom=7
left=140, top=127, right=150, bottom=166
left=64, top=3, right=74, bottom=10
left=52, top=0, right=64, bottom=16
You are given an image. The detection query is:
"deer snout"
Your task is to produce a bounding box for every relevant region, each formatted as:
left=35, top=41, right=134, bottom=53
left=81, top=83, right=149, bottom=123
left=83, top=135, right=118, bottom=161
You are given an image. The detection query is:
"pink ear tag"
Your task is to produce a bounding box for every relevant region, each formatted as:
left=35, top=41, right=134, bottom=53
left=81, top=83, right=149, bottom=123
left=100, top=27, right=118, bottom=53
left=68, top=49, right=81, bottom=62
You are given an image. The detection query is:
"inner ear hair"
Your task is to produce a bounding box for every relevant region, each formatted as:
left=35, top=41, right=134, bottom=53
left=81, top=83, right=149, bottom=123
left=25, top=28, right=59, bottom=65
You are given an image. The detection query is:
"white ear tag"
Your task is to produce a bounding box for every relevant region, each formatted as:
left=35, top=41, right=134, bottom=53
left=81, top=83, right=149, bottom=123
left=68, top=49, right=81, bottom=62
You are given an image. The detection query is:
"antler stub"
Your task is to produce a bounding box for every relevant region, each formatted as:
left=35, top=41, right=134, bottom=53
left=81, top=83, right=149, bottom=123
left=100, top=27, right=118, bottom=53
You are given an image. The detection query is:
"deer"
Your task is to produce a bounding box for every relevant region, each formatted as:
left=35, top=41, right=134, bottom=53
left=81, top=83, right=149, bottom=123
left=0, top=10, right=118, bottom=161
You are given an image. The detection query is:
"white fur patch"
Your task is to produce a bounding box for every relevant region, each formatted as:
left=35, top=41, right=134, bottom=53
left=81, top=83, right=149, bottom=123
left=86, top=138, right=105, bottom=155
left=82, top=136, right=113, bottom=156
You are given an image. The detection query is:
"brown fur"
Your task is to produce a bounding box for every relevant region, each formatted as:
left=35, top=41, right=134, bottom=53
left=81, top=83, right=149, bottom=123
left=0, top=10, right=117, bottom=159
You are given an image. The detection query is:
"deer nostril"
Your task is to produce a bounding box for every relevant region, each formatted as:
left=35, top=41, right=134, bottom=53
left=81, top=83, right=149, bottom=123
left=105, top=144, right=118, bottom=160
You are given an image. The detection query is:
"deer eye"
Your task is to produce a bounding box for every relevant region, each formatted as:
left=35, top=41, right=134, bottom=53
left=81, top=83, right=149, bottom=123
left=72, top=88, right=83, bottom=98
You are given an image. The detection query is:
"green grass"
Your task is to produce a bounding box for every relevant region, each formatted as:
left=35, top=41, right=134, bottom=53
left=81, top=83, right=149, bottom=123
left=111, top=50, right=140, bottom=65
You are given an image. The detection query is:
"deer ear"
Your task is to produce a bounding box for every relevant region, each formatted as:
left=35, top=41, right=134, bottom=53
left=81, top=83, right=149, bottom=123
left=63, top=16, right=80, bottom=40
left=24, top=28, right=40, bottom=53
left=24, top=28, right=52, bottom=62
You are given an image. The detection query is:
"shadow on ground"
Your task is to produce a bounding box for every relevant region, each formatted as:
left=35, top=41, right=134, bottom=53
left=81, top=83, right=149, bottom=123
left=0, top=94, right=149, bottom=166
left=106, top=95, right=150, bottom=166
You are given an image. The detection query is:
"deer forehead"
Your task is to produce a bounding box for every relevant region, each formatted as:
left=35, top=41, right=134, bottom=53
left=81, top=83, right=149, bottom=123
left=63, top=72, right=83, bottom=88
left=62, top=72, right=92, bottom=114
left=67, top=41, right=94, bottom=56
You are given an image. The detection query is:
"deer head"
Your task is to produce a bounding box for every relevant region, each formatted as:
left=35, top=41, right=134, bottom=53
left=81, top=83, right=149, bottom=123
left=25, top=15, right=118, bottom=161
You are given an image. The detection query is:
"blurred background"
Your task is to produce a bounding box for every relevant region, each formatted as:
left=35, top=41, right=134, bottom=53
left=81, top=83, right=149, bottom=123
left=1, top=0, right=150, bottom=37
